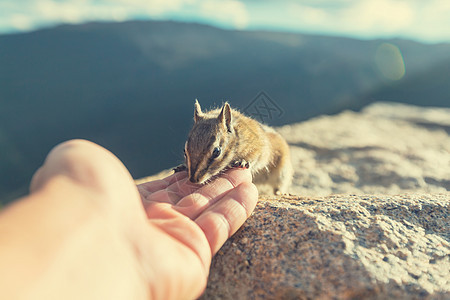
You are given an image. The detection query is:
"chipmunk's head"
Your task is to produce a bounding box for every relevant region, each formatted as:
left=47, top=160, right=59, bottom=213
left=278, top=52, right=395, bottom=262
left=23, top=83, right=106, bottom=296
left=184, top=100, right=235, bottom=184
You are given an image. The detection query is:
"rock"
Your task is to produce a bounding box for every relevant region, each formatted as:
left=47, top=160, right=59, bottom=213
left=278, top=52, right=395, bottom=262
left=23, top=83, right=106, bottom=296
left=201, top=194, right=449, bottom=299
left=275, top=102, right=450, bottom=196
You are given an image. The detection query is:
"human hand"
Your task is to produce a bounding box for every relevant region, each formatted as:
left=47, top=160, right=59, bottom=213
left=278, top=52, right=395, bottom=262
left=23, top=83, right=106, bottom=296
left=29, top=140, right=258, bottom=300
left=138, top=168, right=258, bottom=298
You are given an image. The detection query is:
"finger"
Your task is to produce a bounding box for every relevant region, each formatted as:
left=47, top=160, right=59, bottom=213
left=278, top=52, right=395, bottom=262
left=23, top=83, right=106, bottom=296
left=137, top=171, right=188, bottom=195
left=173, top=168, right=252, bottom=220
left=166, top=177, right=200, bottom=200
left=194, top=182, right=258, bottom=255
left=137, top=179, right=169, bottom=201
left=142, top=189, right=182, bottom=210
left=28, top=140, right=144, bottom=219
left=165, top=170, right=188, bottom=185
left=30, top=139, right=134, bottom=191
left=29, top=167, right=44, bottom=193
left=140, top=176, right=198, bottom=209
left=145, top=202, right=212, bottom=278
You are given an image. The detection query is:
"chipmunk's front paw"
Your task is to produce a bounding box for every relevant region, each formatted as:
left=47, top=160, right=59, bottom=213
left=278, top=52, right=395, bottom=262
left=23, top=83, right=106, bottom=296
left=173, top=164, right=187, bottom=173
left=231, top=160, right=250, bottom=169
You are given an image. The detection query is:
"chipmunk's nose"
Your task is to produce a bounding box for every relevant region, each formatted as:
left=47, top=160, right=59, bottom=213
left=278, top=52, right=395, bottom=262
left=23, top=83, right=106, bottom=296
left=189, top=170, right=200, bottom=183
left=189, top=175, right=199, bottom=183
left=188, top=166, right=206, bottom=184
left=189, top=170, right=206, bottom=184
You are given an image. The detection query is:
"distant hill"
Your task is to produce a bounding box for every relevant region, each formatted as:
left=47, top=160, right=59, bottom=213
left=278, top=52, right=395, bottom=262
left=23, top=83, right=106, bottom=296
left=0, top=20, right=449, bottom=203
left=360, top=57, right=450, bottom=108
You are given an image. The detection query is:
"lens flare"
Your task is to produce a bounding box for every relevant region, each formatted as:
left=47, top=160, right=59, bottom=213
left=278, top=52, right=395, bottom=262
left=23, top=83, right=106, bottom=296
left=375, top=43, right=406, bottom=81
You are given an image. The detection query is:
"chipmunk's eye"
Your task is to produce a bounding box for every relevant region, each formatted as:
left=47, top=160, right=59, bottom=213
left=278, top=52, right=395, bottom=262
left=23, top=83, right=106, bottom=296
left=183, top=148, right=186, bottom=157
left=212, top=147, right=221, bottom=159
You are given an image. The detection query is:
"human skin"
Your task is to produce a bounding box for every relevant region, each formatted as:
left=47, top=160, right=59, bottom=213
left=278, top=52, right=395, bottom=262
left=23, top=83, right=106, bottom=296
left=0, top=140, right=258, bottom=299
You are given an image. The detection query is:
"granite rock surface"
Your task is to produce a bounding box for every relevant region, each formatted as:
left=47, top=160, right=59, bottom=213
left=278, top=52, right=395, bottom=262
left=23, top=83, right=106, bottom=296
left=201, top=194, right=449, bottom=299
left=273, top=102, right=450, bottom=196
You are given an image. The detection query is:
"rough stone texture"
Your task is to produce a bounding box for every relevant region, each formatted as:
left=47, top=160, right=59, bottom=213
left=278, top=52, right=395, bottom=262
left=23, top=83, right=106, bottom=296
left=274, top=102, right=450, bottom=196
left=201, top=194, right=449, bottom=299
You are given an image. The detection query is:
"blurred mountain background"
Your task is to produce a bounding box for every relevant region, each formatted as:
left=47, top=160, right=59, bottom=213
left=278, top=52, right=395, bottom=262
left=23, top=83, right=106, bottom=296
left=1, top=20, right=450, bottom=203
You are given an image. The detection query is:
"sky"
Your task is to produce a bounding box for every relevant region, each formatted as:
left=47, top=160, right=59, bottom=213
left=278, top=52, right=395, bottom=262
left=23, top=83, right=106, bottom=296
left=1, top=0, right=449, bottom=43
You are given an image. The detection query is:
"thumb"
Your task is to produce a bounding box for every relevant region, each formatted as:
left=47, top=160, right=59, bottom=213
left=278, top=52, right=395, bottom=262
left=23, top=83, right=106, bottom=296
left=30, top=140, right=142, bottom=219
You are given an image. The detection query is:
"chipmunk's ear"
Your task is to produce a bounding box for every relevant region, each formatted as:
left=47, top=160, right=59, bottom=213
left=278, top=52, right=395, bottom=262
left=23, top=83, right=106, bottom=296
left=218, top=102, right=232, bottom=133
left=194, top=99, right=203, bottom=122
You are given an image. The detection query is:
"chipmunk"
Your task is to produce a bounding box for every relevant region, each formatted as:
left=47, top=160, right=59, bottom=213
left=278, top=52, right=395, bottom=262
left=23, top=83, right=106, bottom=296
left=174, top=100, right=293, bottom=195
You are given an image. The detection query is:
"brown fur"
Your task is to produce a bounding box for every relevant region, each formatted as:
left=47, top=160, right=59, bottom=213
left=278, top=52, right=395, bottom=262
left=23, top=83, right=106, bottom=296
left=180, top=100, right=293, bottom=194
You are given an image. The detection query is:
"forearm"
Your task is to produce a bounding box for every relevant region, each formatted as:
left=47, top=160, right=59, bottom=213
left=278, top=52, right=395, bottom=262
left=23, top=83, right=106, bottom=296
left=0, top=177, right=148, bottom=299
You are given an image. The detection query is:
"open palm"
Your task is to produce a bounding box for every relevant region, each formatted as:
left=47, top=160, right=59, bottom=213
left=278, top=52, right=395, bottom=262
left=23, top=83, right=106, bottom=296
left=138, top=169, right=258, bottom=299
